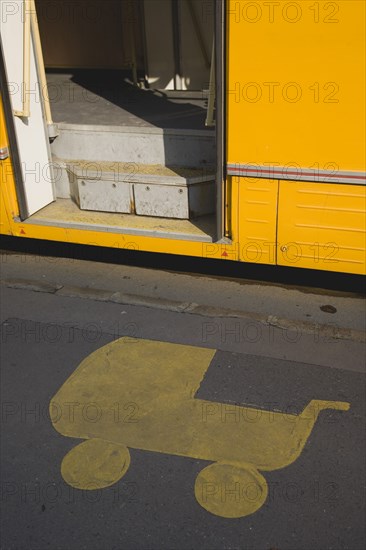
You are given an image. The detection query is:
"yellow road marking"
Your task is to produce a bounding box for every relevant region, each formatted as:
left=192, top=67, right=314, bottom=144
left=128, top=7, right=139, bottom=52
left=61, top=439, right=130, bottom=490
left=50, top=337, right=350, bottom=518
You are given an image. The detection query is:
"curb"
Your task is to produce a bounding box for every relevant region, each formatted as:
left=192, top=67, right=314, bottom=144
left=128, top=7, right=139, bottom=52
left=1, top=278, right=365, bottom=343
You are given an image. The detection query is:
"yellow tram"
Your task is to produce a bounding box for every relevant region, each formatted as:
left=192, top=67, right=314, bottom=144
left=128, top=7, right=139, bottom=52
left=0, top=0, right=365, bottom=274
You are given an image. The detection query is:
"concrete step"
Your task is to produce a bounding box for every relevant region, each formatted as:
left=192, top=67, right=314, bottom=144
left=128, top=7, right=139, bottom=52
left=59, top=160, right=215, bottom=219
left=50, top=123, right=216, bottom=168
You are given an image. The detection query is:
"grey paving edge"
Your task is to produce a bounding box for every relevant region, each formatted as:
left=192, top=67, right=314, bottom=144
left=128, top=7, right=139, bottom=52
left=1, top=278, right=63, bottom=294
left=1, top=278, right=365, bottom=343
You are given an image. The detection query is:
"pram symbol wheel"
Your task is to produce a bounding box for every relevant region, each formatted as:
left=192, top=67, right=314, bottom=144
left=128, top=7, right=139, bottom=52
left=61, top=439, right=131, bottom=490
left=195, top=463, right=268, bottom=518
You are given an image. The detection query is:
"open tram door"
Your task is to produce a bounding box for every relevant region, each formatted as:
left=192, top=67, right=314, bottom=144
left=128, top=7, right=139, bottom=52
left=0, top=0, right=226, bottom=243
left=0, top=0, right=57, bottom=218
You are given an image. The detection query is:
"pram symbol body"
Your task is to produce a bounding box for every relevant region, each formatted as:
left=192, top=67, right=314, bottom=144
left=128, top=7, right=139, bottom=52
left=50, top=337, right=349, bottom=518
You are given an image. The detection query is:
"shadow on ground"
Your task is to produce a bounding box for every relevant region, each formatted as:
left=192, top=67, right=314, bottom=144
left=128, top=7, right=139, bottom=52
left=1, top=235, right=364, bottom=296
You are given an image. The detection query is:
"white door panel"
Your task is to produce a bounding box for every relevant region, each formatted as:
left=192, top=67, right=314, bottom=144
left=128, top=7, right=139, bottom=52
left=0, top=0, right=54, bottom=217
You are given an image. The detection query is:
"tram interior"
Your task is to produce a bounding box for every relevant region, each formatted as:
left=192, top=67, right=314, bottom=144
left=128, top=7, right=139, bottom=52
left=29, top=0, right=217, bottom=241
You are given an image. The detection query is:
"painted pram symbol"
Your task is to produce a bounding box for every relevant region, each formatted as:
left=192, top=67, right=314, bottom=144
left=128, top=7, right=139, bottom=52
left=50, top=337, right=350, bottom=518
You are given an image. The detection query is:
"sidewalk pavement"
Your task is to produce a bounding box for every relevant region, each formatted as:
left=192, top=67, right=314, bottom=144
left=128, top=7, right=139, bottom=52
left=1, top=251, right=365, bottom=343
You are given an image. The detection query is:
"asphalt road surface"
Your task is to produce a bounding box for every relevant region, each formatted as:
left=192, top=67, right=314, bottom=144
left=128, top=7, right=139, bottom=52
left=0, top=276, right=365, bottom=550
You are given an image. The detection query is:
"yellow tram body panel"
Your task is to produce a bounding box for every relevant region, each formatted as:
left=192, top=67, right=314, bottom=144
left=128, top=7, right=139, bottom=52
left=226, top=0, right=365, bottom=172
left=0, top=162, right=17, bottom=236
left=228, top=0, right=366, bottom=274
left=237, top=177, right=279, bottom=265
left=0, top=100, right=19, bottom=235
left=277, top=181, right=366, bottom=274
